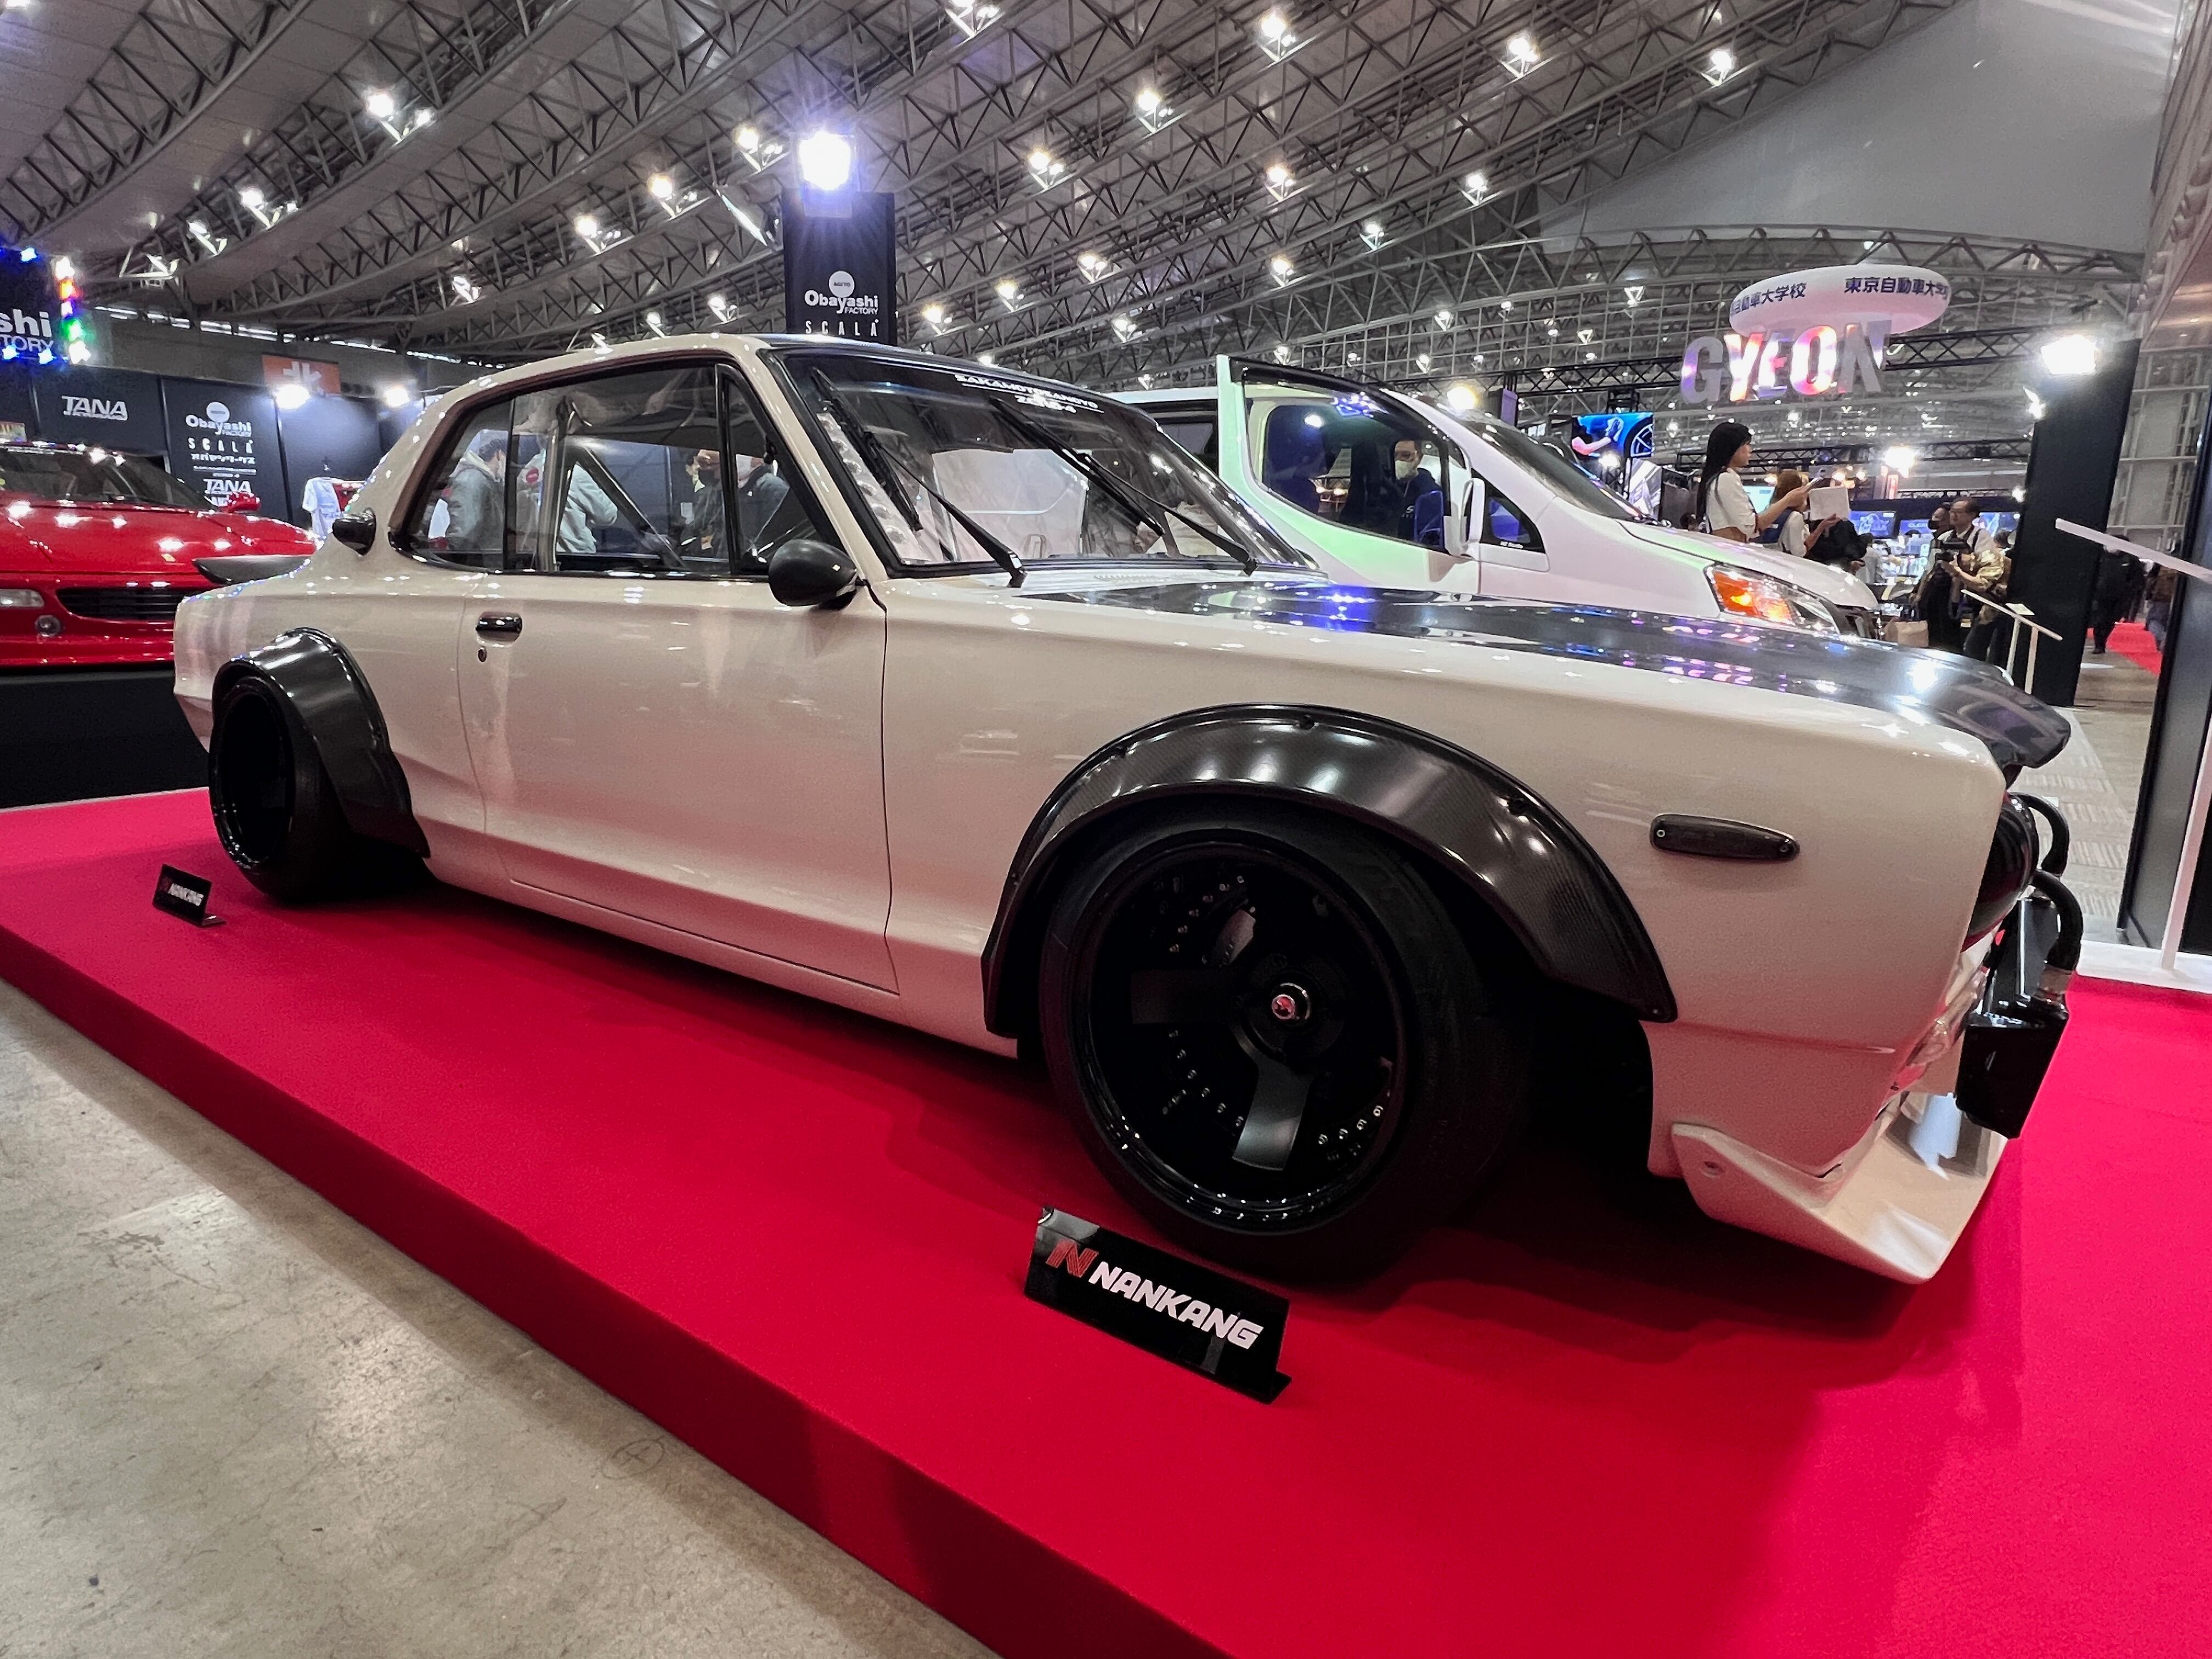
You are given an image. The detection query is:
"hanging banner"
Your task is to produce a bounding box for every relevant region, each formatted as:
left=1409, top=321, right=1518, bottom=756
left=782, top=188, right=896, bottom=343
left=160, top=379, right=287, bottom=511
left=0, top=252, right=59, bottom=364
left=32, top=366, right=167, bottom=454
left=1680, top=323, right=1887, bottom=406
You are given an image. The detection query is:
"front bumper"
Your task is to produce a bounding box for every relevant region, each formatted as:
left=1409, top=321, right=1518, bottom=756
left=1675, top=859, right=2080, bottom=1283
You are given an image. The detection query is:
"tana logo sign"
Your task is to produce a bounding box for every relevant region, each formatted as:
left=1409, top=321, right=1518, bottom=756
left=60, top=394, right=128, bottom=422
left=802, top=268, right=881, bottom=316
left=1041, top=1234, right=1268, bottom=1350
left=185, top=400, right=254, bottom=438
left=1680, top=323, right=1886, bottom=405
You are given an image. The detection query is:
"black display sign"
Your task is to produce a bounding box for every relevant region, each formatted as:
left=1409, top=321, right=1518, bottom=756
left=152, top=864, right=222, bottom=927
left=160, top=378, right=286, bottom=511
left=1023, top=1207, right=1291, bottom=1402
left=0, top=253, right=58, bottom=362
left=32, top=366, right=167, bottom=454
left=782, top=188, right=897, bottom=344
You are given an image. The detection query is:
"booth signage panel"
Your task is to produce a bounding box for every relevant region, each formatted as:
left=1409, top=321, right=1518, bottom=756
left=782, top=188, right=897, bottom=342
left=0, top=255, right=58, bottom=363
left=161, top=379, right=287, bottom=510
left=1023, top=1206, right=1291, bottom=1401
left=31, top=367, right=167, bottom=453
left=263, top=356, right=342, bottom=397
left=1680, top=323, right=1886, bottom=406
left=1727, top=264, right=1952, bottom=335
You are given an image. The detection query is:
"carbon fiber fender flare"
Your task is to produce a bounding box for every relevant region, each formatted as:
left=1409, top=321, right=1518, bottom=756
left=212, top=628, right=429, bottom=857
left=981, top=704, right=1674, bottom=1035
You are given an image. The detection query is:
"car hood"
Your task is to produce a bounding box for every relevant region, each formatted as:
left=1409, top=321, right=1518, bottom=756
left=1621, top=522, right=1879, bottom=610
left=1026, top=578, right=2071, bottom=774
left=0, top=499, right=314, bottom=574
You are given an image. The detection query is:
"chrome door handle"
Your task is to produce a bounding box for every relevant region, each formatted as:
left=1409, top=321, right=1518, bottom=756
left=475, top=612, right=523, bottom=640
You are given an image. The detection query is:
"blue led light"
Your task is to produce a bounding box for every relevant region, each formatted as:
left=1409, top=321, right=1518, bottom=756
left=16, top=247, right=36, bottom=263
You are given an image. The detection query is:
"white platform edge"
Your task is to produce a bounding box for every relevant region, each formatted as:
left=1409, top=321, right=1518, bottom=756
left=2078, top=941, right=2212, bottom=997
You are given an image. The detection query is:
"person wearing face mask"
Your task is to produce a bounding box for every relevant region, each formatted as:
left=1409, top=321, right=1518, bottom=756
left=444, top=433, right=507, bottom=558
left=1390, top=438, right=1444, bottom=548
left=728, top=445, right=791, bottom=560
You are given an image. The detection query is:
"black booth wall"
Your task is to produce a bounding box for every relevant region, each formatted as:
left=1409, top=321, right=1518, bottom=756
left=31, top=367, right=167, bottom=453
left=278, top=393, right=385, bottom=519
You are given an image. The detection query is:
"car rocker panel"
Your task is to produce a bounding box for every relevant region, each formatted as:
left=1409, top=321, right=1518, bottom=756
left=172, top=334, right=2075, bottom=1285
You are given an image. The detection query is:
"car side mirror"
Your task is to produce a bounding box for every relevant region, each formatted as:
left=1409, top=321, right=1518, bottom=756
left=332, top=510, right=376, bottom=554
left=768, top=539, right=862, bottom=609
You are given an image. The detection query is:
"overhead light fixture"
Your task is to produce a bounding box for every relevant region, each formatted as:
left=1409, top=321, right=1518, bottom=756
left=921, top=301, right=949, bottom=332
left=364, top=89, right=397, bottom=121
left=734, top=124, right=784, bottom=169
left=648, top=172, right=675, bottom=200
left=185, top=218, right=225, bottom=255
left=51, top=256, right=72, bottom=282
left=1133, top=87, right=1173, bottom=131
left=1028, top=145, right=1066, bottom=187
left=1077, top=251, right=1110, bottom=281
left=274, top=381, right=312, bottom=411
left=1434, top=308, right=1454, bottom=329
left=2040, top=333, right=2099, bottom=376
left=977, top=351, right=996, bottom=366
left=1361, top=219, right=1386, bottom=250
left=591, top=332, right=611, bottom=352
left=1546, top=324, right=1559, bottom=338
left=1444, top=383, right=1479, bottom=414
left=1415, top=352, right=1432, bottom=371
left=1504, top=33, right=1538, bottom=75
left=1462, top=171, right=1488, bottom=204
left=1498, top=298, right=1513, bottom=311
left=995, top=278, right=1021, bottom=308
left=1577, top=326, right=1593, bottom=343
left=1623, top=284, right=1643, bottom=306
left=707, top=294, right=731, bottom=321
left=1264, top=161, right=1295, bottom=200
left=1138, top=373, right=1155, bottom=388
left=1113, top=314, right=1139, bottom=341
left=1272, top=343, right=1293, bottom=363
left=450, top=273, right=481, bottom=304
left=573, top=212, right=602, bottom=241
left=380, top=383, right=415, bottom=409
left=1345, top=349, right=1360, bottom=364
left=946, top=0, right=1001, bottom=37
left=1256, top=9, right=1298, bottom=61
left=1883, top=445, right=1916, bottom=474
left=239, top=185, right=264, bottom=210
left=797, top=130, right=854, bottom=191
left=645, top=311, right=667, bottom=334
left=1705, top=47, right=1735, bottom=83
left=1268, top=253, right=1295, bottom=285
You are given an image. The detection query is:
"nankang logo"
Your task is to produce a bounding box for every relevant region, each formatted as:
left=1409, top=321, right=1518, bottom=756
left=61, top=394, right=128, bottom=422
left=185, top=400, right=252, bottom=437
left=1042, top=1235, right=1266, bottom=1348
left=803, top=268, right=881, bottom=315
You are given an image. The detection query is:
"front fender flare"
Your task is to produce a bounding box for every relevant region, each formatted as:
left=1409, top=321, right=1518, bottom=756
left=212, top=628, right=428, bottom=856
left=982, top=704, right=1674, bottom=1034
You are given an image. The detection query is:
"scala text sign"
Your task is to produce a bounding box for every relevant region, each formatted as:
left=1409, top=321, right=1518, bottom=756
left=782, top=188, right=896, bottom=343
left=160, top=379, right=286, bottom=510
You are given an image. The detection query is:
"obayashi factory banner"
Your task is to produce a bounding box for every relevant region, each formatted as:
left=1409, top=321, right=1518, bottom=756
left=782, top=189, right=896, bottom=343
left=160, top=378, right=286, bottom=510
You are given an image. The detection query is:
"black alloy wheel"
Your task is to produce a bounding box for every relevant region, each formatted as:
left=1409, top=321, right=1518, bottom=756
left=1039, top=807, right=1531, bottom=1278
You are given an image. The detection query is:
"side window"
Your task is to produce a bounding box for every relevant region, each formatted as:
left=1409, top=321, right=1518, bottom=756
left=1248, top=389, right=1449, bottom=549
left=1154, top=411, right=1220, bottom=472
left=1482, top=487, right=1543, bottom=553
left=524, top=365, right=727, bottom=576
left=721, top=374, right=833, bottom=571
left=402, top=398, right=512, bottom=569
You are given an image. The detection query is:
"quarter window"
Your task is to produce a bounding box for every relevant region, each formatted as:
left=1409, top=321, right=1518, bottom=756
left=1482, top=487, right=1543, bottom=553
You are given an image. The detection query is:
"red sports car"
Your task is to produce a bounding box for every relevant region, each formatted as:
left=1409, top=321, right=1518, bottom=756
left=1, top=442, right=316, bottom=669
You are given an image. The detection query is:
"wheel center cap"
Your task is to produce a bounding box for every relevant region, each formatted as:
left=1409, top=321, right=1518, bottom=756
left=1268, top=984, right=1312, bottom=1025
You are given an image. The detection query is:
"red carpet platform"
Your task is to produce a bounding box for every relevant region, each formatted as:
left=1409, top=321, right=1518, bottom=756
left=4, top=791, right=2211, bottom=1659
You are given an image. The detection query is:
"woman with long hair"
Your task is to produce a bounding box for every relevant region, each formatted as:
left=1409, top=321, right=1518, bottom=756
left=1695, top=421, right=1807, bottom=543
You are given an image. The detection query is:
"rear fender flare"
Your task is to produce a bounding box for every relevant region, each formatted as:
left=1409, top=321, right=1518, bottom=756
left=212, top=629, right=428, bottom=856
left=981, top=704, right=1675, bottom=1035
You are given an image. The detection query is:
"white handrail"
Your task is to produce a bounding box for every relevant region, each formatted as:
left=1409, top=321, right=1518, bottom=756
left=2056, top=520, right=2212, bottom=970
left=1960, top=590, right=2059, bottom=688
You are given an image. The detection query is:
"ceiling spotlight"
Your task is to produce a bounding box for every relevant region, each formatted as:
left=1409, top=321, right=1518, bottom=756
left=1269, top=253, right=1295, bottom=284
left=1138, top=373, right=1155, bottom=388
left=1272, top=343, right=1293, bottom=363
left=976, top=351, right=996, bottom=366
left=736, top=125, right=761, bottom=153
left=1134, top=87, right=1172, bottom=129
left=707, top=294, right=731, bottom=320
left=1415, top=352, right=1432, bottom=371
left=1504, top=33, right=1538, bottom=73
left=1623, top=284, right=1644, bottom=306
left=1028, top=146, right=1055, bottom=175
left=1444, top=383, right=1479, bottom=414
left=364, top=88, right=397, bottom=120
left=450, top=273, right=481, bottom=304
left=1498, top=298, right=1513, bottom=311
left=1883, top=445, right=1917, bottom=474
left=645, top=310, right=667, bottom=334
left=380, top=383, right=414, bottom=409
left=995, top=278, right=1021, bottom=308
left=1546, top=324, right=1559, bottom=338
left=648, top=172, right=675, bottom=200
left=51, top=256, right=73, bottom=281
left=1361, top=219, right=1387, bottom=249
left=797, top=130, right=854, bottom=191
left=1577, top=326, right=1593, bottom=343
left=1705, top=47, right=1736, bottom=82
left=2040, top=333, right=2100, bottom=376
left=921, top=301, right=947, bottom=331
left=1112, top=314, right=1139, bottom=340
left=1434, top=308, right=1454, bottom=329
left=1264, top=161, right=1295, bottom=200
left=239, top=185, right=265, bottom=210
left=1257, top=9, right=1297, bottom=59
left=274, top=381, right=312, bottom=411
left=1077, top=251, right=1110, bottom=280
left=187, top=218, right=209, bottom=236
left=1462, top=171, right=1489, bottom=202
left=573, top=213, right=601, bottom=241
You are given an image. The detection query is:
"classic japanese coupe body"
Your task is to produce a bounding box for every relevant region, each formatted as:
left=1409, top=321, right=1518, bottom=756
left=173, top=336, right=2078, bottom=1283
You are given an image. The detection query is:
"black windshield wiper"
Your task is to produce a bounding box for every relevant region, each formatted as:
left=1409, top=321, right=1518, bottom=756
left=808, top=369, right=1026, bottom=586
left=988, top=395, right=1257, bottom=574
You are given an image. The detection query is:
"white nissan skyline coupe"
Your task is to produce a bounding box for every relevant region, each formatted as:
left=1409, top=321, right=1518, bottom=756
left=172, top=336, right=2080, bottom=1284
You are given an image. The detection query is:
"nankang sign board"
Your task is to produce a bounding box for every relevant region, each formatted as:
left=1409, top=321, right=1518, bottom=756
left=782, top=188, right=896, bottom=343
left=160, top=379, right=286, bottom=510
left=31, top=368, right=167, bottom=454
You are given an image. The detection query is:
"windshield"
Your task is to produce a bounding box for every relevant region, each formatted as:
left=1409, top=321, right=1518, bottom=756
left=1436, top=408, right=1640, bottom=523
left=787, top=353, right=1308, bottom=573
left=0, top=448, right=208, bottom=509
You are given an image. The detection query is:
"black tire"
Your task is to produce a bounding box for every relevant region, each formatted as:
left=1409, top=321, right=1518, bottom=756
left=208, top=673, right=411, bottom=902
left=1037, top=806, right=1531, bottom=1279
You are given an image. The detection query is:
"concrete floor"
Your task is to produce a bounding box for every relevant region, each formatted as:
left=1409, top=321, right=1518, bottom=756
left=2017, top=647, right=2159, bottom=943
left=0, top=979, right=995, bottom=1659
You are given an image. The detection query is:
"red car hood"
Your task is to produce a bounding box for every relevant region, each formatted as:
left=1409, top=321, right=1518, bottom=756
left=0, top=497, right=315, bottom=576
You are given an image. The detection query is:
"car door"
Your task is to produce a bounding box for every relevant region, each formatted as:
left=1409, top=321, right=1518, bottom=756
left=452, top=357, right=895, bottom=990
left=1215, top=363, right=1471, bottom=589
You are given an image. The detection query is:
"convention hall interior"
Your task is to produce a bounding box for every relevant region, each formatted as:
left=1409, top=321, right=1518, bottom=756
left=3, top=0, right=2211, bottom=1655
